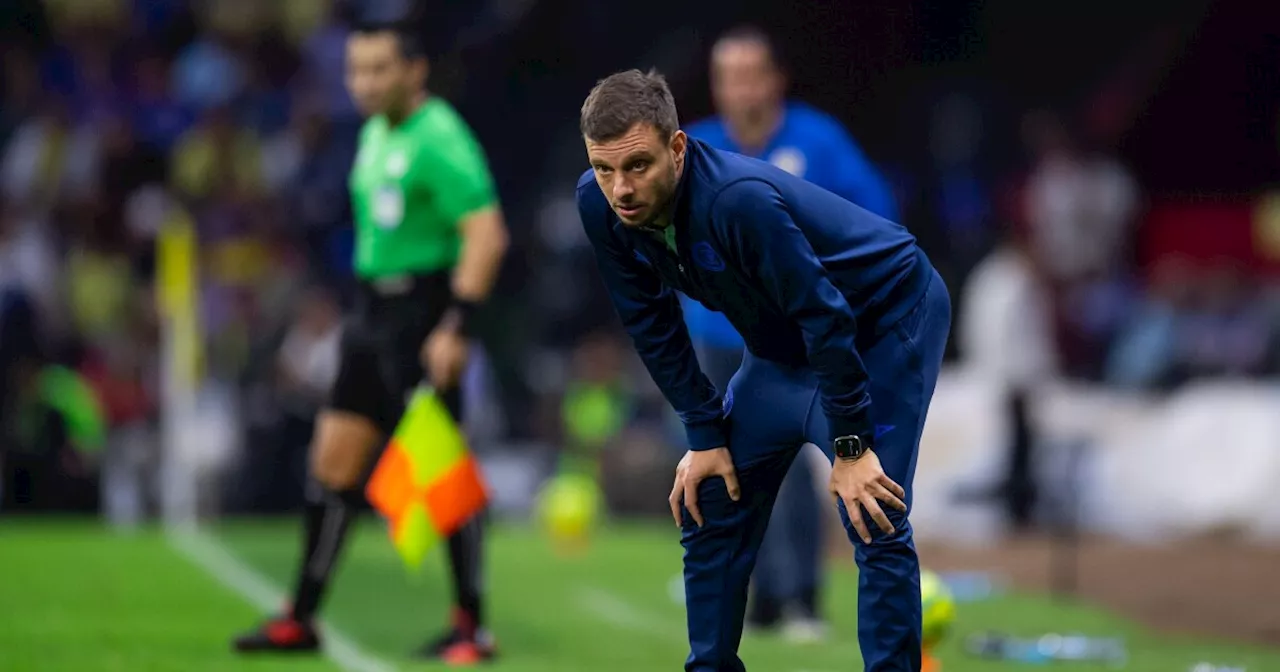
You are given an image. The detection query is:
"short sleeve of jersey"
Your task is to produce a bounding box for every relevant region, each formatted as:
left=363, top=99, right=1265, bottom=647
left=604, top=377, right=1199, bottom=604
left=412, top=109, right=498, bottom=226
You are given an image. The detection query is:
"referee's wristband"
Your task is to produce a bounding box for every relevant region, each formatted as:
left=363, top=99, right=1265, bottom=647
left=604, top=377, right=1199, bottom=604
left=448, top=299, right=482, bottom=338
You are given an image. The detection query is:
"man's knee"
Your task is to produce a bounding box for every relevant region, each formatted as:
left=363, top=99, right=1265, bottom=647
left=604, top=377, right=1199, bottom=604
left=681, top=447, right=793, bottom=532
left=309, top=411, right=382, bottom=490
left=837, top=498, right=913, bottom=549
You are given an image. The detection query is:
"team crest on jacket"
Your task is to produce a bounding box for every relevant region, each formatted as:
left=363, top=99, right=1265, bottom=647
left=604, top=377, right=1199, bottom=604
left=769, top=147, right=806, bottom=177
left=386, top=151, right=409, bottom=177
left=692, top=242, right=725, bottom=272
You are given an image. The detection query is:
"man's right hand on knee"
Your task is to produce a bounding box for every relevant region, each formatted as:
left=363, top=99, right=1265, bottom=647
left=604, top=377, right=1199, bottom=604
left=669, top=448, right=740, bottom=527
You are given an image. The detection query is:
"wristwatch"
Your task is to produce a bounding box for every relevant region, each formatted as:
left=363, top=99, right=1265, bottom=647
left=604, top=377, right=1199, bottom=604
left=833, top=434, right=870, bottom=461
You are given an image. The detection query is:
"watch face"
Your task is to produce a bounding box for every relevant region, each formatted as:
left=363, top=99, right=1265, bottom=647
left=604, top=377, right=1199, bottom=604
left=836, top=436, right=863, bottom=459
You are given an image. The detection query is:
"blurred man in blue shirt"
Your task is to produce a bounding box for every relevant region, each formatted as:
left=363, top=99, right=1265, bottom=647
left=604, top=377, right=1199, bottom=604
left=683, top=26, right=899, bottom=641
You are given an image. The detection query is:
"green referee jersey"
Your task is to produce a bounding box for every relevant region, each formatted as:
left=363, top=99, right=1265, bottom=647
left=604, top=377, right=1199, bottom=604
left=350, top=97, right=498, bottom=279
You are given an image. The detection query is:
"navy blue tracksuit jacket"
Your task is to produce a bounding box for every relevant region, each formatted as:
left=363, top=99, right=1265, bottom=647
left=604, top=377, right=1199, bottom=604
left=681, top=101, right=900, bottom=351
left=577, top=138, right=952, bottom=671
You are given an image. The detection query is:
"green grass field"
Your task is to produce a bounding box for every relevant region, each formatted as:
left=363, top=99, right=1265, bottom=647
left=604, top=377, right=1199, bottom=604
left=1, top=518, right=1275, bottom=672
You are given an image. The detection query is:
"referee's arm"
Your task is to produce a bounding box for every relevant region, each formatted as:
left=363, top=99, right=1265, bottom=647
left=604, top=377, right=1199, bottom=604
left=453, top=205, right=509, bottom=302
left=427, top=146, right=510, bottom=303
left=420, top=145, right=509, bottom=388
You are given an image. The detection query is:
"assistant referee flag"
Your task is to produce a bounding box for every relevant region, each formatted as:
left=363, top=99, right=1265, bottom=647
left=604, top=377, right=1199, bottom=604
left=365, top=387, right=489, bottom=571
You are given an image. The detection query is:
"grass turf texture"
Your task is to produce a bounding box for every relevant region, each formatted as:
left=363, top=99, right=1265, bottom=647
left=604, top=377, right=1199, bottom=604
left=1, top=519, right=1276, bottom=672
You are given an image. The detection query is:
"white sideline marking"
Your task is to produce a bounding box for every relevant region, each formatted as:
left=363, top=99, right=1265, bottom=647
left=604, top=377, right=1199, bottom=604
left=575, top=586, right=682, bottom=639
left=169, top=529, right=397, bottom=672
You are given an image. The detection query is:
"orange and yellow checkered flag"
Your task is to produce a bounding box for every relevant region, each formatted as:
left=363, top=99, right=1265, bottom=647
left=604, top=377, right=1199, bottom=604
left=365, top=387, right=489, bottom=572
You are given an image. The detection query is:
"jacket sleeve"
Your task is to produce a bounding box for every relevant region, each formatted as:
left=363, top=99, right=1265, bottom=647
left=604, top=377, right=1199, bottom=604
left=713, top=179, right=873, bottom=445
left=578, top=192, right=728, bottom=451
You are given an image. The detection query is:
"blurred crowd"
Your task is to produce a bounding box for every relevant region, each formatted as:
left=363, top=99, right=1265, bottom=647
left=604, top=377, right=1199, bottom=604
left=960, top=108, right=1280, bottom=392
left=3, top=0, right=1280, bottom=518
left=0, top=0, right=369, bottom=513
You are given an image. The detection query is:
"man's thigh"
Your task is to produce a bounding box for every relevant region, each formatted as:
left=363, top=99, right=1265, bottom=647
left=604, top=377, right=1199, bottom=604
left=679, top=354, right=816, bottom=549
left=692, top=342, right=743, bottom=393
left=680, top=357, right=815, bottom=668
left=721, top=356, right=813, bottom=467
left=318, top=308, right=457, bottom=488
left=805, top=274, right=951, bottom=510
left=802, top=352, right=928, bottom=511
left=327, top=317, right=403, bottom=437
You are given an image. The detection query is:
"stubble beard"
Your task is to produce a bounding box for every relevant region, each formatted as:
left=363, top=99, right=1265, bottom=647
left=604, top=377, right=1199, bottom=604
left=639, top=165, right=680, bottom=230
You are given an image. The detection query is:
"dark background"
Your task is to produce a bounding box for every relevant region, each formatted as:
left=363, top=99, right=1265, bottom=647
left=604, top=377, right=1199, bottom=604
left=2, top=0, right=1279, bottom=515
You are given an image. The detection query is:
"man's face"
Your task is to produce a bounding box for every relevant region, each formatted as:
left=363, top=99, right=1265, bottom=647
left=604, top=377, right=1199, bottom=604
left=710, top=40, right=784, bottom=129
left=585, top=123, right=686, bottom=227
left=345, top=33, right=423, bottom=117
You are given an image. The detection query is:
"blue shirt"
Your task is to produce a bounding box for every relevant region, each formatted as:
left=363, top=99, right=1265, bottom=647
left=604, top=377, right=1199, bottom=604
left=681, top=102, right=899, bottom=349
left=577, top=139, right=930, bottom=451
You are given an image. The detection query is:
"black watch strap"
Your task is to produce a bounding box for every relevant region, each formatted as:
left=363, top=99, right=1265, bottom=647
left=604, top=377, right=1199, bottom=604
left=448, top=299, right=481, bottom=338
left=833, top=434, right=870, bottom=461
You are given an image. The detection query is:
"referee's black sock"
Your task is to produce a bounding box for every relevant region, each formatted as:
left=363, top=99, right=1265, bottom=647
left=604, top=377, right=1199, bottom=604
left=291, top=483, right=358, bottom=623
left=445, top=514, right=486, bottom=636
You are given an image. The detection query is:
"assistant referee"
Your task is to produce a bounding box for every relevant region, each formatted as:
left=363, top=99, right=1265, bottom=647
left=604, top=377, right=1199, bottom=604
left=233, top=22, right=509, bottom=665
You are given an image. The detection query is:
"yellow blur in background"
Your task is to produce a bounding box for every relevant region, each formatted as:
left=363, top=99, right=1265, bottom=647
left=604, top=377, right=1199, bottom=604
left=536, top=472, right=605, bottom=549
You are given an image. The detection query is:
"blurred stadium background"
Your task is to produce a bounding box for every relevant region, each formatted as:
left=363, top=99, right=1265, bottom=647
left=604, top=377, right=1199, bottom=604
left=3, top=0, right=1280, bottom=670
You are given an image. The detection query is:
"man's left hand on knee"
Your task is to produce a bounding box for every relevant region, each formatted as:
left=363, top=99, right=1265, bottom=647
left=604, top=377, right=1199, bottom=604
left=827, top=450, right=906, bottom=544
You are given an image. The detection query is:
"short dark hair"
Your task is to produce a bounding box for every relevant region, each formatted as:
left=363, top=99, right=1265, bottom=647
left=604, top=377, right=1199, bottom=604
left=580, top=69, right=680, bottom=143
left=352, top=21, right=427, bottom=60
left=714, top=24, right=783, bottom=71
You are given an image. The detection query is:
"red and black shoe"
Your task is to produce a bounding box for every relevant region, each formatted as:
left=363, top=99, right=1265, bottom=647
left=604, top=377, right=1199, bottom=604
left=414, top=609, right=497, bottom=665
left=232, top=614, right=321, bottom=653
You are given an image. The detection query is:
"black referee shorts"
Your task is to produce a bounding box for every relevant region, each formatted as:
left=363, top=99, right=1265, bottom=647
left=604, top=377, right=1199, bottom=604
left=328, top=272, right=462, bottom=435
